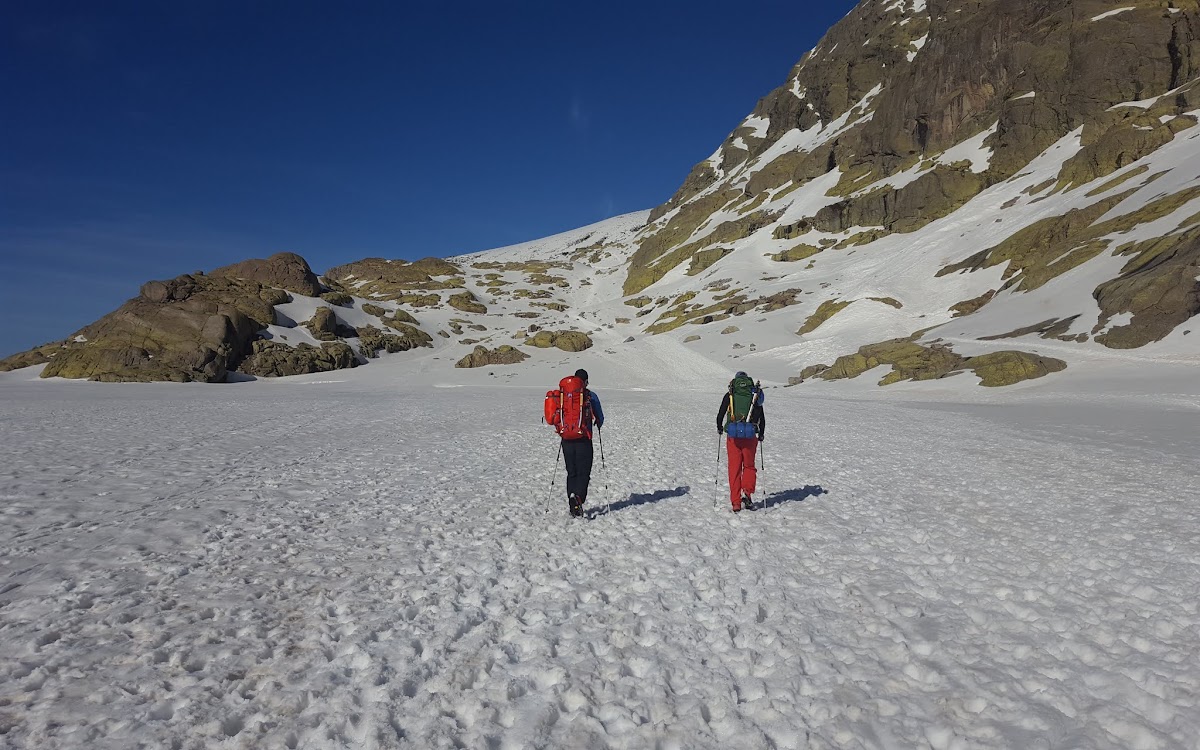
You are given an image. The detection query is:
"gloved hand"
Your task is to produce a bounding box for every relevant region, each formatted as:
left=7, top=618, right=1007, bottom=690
left=758, top=434, right=765, bottom=442
left=717, top=426, right=724, bottom=435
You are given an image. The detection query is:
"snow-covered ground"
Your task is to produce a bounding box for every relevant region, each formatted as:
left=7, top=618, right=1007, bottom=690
left=1, top=358, right=1198, bottom=749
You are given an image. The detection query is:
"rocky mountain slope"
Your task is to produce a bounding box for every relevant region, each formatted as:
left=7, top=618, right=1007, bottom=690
left=4, top=0, right=1199, bottom=386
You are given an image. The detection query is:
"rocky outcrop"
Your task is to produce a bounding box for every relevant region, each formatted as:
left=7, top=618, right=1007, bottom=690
left=626, top=0, right=1200, bottom=302
left=968, top=350, right=1067, bottom=387
left=1093, top=225, right=1200, bottom=348
left=305, top=307, right=340, bottom=341
left=237, top=340, right=357, bottom=377
left=355, top=325, right=432, bottom=358
left=802, top=336, right=1067, bottom=387
left=455, top=345, right=529, bottom=368
left=324, top=257, right=463, bottom=300
left=40, top=274, right=282, bottom=382
left=212, top=252, right=321, bottom=297
left=797, top=299, right=851, bottom=335
left=448, top=291, right=487, bottom=314
left=523, top=330, right=594, bottom=352
left=0, top=341, right=66, bottom=372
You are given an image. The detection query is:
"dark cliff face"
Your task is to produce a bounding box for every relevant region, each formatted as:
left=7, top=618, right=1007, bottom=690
left=677, top=0, right=1198, bottom=200
left=629, top=0, right=1200, bottom=313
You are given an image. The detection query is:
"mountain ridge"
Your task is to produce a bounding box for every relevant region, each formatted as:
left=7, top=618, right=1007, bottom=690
left=4, top=0, right=1198, bottom=386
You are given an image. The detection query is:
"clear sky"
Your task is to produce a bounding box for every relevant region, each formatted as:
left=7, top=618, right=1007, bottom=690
left=0, top=1, right=858, bottom=357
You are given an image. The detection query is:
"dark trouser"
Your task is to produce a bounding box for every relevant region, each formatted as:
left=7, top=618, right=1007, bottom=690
left=562, top=438, right=594, bottom=502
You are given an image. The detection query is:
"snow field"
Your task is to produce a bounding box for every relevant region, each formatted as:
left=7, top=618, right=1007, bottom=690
left=0, top=379, right=1198, bottom=749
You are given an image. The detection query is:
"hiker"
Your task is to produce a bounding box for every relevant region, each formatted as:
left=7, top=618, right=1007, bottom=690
left=544, top=368, right=604, bottom=517
left=716, top=371, right=765, bottom=512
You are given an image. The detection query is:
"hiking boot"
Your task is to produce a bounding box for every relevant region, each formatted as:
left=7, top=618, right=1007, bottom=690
left=569, top=494, right=584, bottom=517
left=741, top=492, right=755, bottom=511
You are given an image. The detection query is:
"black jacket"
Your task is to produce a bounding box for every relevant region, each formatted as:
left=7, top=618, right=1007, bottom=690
left=716, top=396, right=765, bottom=439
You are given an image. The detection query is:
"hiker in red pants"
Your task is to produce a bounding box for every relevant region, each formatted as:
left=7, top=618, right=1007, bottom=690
left=716, top=371, right=766, bottom=512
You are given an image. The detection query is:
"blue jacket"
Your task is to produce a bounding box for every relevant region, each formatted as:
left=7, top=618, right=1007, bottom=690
left=589, top=391, right=604, bottom=429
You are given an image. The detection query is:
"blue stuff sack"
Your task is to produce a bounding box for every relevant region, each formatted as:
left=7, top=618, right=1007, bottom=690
left=726, top=421, right=757, bottom=439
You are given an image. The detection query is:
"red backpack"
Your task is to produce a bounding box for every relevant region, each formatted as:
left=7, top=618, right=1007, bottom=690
left=545, top=375, right=593, bottom=439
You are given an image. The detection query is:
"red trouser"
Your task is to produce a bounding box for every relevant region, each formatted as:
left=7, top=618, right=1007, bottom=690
left=726, top=436, right=758, bottom=507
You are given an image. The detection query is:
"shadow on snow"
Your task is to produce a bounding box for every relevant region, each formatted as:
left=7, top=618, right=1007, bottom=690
left=759, top=485, right=827, bottom=510
left=601, top=485, right=690, bottom=515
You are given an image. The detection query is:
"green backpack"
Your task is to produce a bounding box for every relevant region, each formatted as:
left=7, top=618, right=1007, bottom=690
left=728, top=375, right=757, bottom=422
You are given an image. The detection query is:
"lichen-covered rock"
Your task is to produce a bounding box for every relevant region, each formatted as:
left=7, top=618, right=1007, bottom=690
left=938, top=195, right=1127, bottom=292
left=1092, top=227, right=1200, bottom=348
left=211, top=252, right=321, bottom=297
left=305, top=307, right=340, bottom=341
left=355, top=325, right=432, bottom=357
left=455, top=345, right=529, bottom=368
left=0, top=341, right=67, bottom=372
left=40, top=273, right=280, bottom=382
left=950, top=290, right=997, bottom=317
left=320, top=291, right=353, bottom=307
left=687, top=247, right=734, bottom=275
left=806, top=335, right=1066, bottom=388
left=798, top=364, right=829, bottom=381
left=523, top=330, right=593, bottom=352
left=323, top=257, right=463, bottom=299
left=624, top=205, right=779, bottom=295
left=797, top=300, right=852, bottom=335
left=771, top=244, right=822, bottom=263
left=818, top=339, right=963, bottom=385
left=966, top=350, right=1067, bottom=387
left=259, top=288, right=292, bottom=306
left=382, top=310, right=420, bottom=327
left=237, top=340, right=357, bottom=377
left=759, top=288, right=802, bottom=312
left=448, top=291, right=488, bottom=314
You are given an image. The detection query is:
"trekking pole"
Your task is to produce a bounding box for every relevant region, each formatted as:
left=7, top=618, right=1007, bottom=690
left=758, top=438, right=765, bottom=509
left=544, top=443, right=562, bottom=514
left=713, top=432, right=721, bottom=508
left=597, top=428, right=609, bottom=514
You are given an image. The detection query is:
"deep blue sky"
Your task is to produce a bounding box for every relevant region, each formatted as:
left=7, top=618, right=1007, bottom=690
left=0, top=1, right=857, bottom=356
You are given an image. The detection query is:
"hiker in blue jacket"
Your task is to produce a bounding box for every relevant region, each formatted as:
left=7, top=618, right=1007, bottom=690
left=557, top=368, right=603, bottom=517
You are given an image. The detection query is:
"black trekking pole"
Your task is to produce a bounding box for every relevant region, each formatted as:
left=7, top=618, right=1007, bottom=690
left=597, top=428, right=609, bottom=515
left=713, top=432, right=721, bottom=508
left=544, top=443, right=562, bottom=514
left=758, top=438, right=765, bottom=509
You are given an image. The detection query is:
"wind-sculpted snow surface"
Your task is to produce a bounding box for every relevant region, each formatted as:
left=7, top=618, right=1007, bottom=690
left=1, top=378, right=1198, bottom=748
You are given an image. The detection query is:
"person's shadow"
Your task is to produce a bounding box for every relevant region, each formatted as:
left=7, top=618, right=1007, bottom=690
left=598, top=486, right=689, bottom=515
left=758, top=485, right=827, bottom=510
